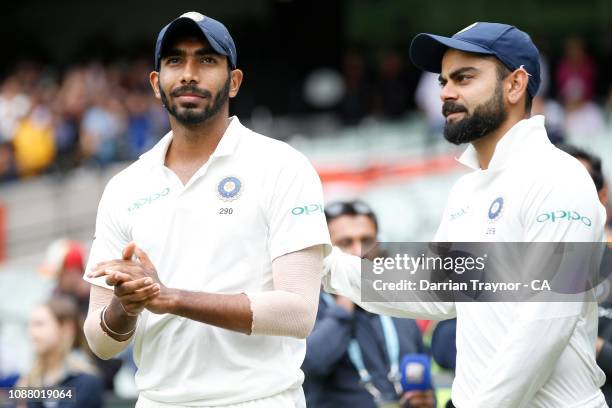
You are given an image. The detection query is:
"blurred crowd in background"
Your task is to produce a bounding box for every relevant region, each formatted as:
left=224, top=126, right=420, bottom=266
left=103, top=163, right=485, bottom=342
left=0, top=60, right=168, bottom=182
left=0, top=239, right=139, bottom=406
left=0, top=35, right=611, bottom=184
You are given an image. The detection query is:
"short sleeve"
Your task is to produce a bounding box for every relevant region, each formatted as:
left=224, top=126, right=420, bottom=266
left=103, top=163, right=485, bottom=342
left=265, top=151, right=331, bottom=260
left=83, top=179, right=131, bottom=290
left=520, top=163, right=606, bottom=319
left=522, top=165, right=606, bottom=243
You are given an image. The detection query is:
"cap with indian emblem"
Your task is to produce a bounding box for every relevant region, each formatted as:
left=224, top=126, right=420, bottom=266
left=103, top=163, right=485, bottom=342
left=409, top=22, right=541, bottom=97
left=154, top=11, right=237, bottom=70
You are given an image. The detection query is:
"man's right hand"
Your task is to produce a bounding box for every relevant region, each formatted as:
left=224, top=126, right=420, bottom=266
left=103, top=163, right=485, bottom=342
left=110, top=242, right=160, bottom=316
left=96, top=243, right=160, bottom=341
left=96, top=243, right=159, bottom=318
left=113, top=276, right=161, bottom=316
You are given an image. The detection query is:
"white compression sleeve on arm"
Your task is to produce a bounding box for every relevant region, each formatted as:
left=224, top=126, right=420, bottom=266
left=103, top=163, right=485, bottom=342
left=247, top=245, right=324, bottom=339
left=83, top=285, right=134, bottom=360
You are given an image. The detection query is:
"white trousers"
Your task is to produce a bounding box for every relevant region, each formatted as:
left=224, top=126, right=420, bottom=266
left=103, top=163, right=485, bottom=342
left=135, top=387, right=306, bottom=408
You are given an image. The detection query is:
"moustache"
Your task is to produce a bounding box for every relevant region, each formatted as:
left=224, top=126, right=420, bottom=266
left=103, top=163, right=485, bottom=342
left=442, top=102, right=468, bottom=118
left=171, top=85, right=211, bottom=98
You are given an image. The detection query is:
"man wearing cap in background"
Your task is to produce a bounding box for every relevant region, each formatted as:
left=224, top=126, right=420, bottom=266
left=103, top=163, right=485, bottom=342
left=303, top=200, right=434, bottom=408
left=322, top=22, right=608, bottom=407
left=40, top=239, right=91, bottom=315
left=82, top=11, right=330, bottom=407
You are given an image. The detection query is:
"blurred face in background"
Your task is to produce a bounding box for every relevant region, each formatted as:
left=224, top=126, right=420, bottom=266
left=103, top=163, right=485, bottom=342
left=56, top=245, right=90, bottom=301
left=29, top=305, right=72, bottom=356
left=439, top=49, right=508, bottom=145
left=328, top=214, right=378, bottom=260
left=58, top=268, right=90, bottom=300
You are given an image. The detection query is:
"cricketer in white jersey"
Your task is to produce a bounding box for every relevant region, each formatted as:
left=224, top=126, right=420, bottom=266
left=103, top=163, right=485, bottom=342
left=323, top=22, right=608, bottom=408
left=82, top=12, right=330, bottom=407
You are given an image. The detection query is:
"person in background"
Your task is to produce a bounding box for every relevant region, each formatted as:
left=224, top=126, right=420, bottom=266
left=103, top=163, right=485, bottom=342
left=431, top=320, right=456, bottom=373
left=430, top=319, right=457, bottom=408
left=303, top=200, right=434, bottom=408
left=39, top=239, right=122, bottom=391
left=18, top=296, right=104, bottom=408
left=556, top=37, right=596, bottom=110
left=558, top=144, right=612, bottom=405
left=0, top=142, right=17, bottom=183
left=415, top=72, right=444, bottom=145
left=0, top=338, right=20, bottom=389
left=40, top=240, right=92, bottom=316
left=79, top=94, right=126, bottom=166
left=557, top=144, right=607, bottom=207
left=555, top=37, right=606, bottom=137
left=0, top=75, right=30, bottom=145
left=373, top=50, right=411, bottom=120
left=12, top=100, right=56, bottom=177
left=339, top=50, right=373, bottom=126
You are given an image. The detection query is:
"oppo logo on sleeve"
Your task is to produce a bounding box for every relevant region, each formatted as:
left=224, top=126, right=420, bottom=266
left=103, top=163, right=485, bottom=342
left=536, top=210, right=592, bottom=227
left=291, top=204, right=324, bottom=216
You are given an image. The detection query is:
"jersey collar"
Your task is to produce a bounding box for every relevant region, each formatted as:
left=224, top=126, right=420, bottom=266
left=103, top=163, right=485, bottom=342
left=456, top=115, right=548, bottom=171
left=139, top=116, right=243, bottom=167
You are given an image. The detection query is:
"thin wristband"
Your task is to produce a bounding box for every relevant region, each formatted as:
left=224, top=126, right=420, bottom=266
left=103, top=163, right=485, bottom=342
left=118, top=299, right=140, bottom=317
left=101, top=305, right=138, bottom=337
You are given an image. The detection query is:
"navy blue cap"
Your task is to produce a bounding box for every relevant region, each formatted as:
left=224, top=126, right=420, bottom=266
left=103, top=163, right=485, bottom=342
left=409, top=22, right=540, bottom=97
left=154, top=11, right=237, bottom=70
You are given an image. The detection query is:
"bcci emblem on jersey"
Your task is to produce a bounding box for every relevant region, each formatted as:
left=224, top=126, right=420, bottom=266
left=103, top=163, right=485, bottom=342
left=217, top=176, right=242, bottom=201
left=488, top=196, right=504, bottom=223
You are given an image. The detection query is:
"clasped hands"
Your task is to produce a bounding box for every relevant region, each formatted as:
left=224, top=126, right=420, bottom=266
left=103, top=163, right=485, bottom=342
left=88, top=242, right=171, bottom=315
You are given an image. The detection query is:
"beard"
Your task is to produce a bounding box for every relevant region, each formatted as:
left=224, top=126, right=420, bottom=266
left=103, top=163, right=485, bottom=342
left=160, top=76, right=231, bottom=126
left=442, top=83, right=507, bottom=145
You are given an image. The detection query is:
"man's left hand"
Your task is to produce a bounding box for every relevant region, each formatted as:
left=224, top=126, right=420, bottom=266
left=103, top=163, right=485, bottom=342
left=88, top=243, right=174, bottom=314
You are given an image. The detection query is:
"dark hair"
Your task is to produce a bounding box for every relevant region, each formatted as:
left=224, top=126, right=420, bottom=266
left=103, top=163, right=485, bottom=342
left=495, top=61, right=533, bottom=114
left=324, top=200, right=378, bottom=231
left=557, top=144, right=605, bottom=192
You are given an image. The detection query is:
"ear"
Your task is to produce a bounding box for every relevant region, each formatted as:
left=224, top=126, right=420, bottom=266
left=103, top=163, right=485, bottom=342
left=506, top=68, right=529, bottom=108
left=149, top=71, right=161, bottom=100
left=229, top=69, right=244, bottom=98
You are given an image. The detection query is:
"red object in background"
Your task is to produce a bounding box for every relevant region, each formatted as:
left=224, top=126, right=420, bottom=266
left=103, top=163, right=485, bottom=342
left=416, top=319, right=432, bottom=333
left=63, top=242, right=85, bottom=273
left=0, top=203, right=5, bottom=263
left=317, top=154, right=459, bottom=187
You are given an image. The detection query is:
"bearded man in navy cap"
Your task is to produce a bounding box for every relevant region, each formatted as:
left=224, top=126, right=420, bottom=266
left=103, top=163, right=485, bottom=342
left=323, top=23, right=608, bottom=407
left=82, top=11, right=331, bottom=408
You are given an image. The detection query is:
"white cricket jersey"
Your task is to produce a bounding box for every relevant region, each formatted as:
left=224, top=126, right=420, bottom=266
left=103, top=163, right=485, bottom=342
left=83, top=117, right=331, bottom=406
left=324, top=115, right=608, bottom=407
